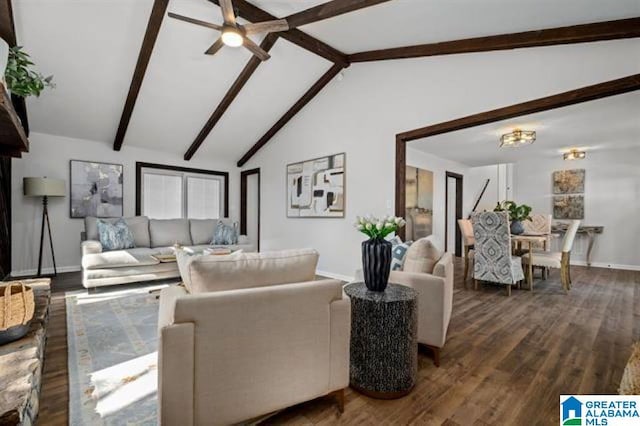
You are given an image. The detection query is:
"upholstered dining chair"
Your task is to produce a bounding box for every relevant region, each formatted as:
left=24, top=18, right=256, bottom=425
left=522, top=214, right=552, bottom=250
left=457, top=219, right=474, bottom=282
left=471, top=211, right=525, bottom=296
left=522, top=220, right=580, bottom=292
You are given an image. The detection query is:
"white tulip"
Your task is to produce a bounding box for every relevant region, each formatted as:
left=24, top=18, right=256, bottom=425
left=376, top=222, right=383, bottom=230
left=365, top=223, right=372, bottom=230
left=394, top=217, right=402, bottom=224
left=357, top=224, right=364, bottom=231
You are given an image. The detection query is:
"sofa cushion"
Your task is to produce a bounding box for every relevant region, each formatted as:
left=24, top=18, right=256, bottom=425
left=177, top=248, right=318, bottom=293
left=149, top=219, right=192, bottom=248
left=97, top=219, right=135, bottom=251
left=190, top=219, right=217, bottom=245
left=85, top=216, right=150, bottom=248
left=403, top=235, right=443, bottom=274
left=82, top=250, right=160, bottom=270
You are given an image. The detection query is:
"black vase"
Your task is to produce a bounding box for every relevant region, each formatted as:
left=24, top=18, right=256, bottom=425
left=362, top=238, right=392, bottom=292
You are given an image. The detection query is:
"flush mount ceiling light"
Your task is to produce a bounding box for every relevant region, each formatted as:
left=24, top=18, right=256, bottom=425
left=500, top=129, right=536, bottom=148
left=563, top=149, right=586, bottom=160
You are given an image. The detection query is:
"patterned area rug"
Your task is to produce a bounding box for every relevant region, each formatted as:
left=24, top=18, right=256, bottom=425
left=66, top=284, right=171, bottom=426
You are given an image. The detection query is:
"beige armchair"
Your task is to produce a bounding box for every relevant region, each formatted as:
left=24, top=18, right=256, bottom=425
left=158, top=249, right=350, bottom=426
left=389, top=252, right=454, bottom=366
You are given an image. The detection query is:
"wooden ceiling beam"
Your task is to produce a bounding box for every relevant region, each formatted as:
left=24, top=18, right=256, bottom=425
left=398, top=73, right=640, bottom=142
left=113, top=0, right=169, bottom=151
left=1, top=0, right=29, bottom=137
left=183, top=34, right=279, bottom=160
left=285, top=0, right=391, bottom=29
left=350, top=17, right=640, bottom=62
left=211, top=0, right=348, bottom=66
left=237, top=63, right=345, bottom=167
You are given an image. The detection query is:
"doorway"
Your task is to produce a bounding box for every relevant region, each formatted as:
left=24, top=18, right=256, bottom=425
left=240, top=168, right=260, bottom=251
left=444, top=171, right=463, bottom=257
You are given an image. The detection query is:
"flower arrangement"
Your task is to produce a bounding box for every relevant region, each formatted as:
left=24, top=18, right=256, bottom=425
left=354, top=215, right=406, bottom=240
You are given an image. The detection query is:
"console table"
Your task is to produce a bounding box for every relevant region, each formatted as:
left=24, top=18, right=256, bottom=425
left=0, top=279, right=51, bottom=425
left=551, top=224, right=604, bottom=266
left=344, top=282, right=417, bottom=399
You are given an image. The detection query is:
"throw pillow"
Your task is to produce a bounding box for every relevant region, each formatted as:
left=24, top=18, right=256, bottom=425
left=390, top=238, right=413, bottom=271
left=97, top=218, right=135, bottom=251
left=403, top=235, right=443, bottom=274
left=211, top=221, right=239, bottom=245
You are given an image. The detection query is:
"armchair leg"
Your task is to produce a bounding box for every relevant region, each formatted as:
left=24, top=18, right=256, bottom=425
left=329, top=389, right=345, bottom=414
left=424, top=344, right=441, bottom=367
left=474, top=279, right=478, bottom=291
left=506, top=285, right=511, bottom=297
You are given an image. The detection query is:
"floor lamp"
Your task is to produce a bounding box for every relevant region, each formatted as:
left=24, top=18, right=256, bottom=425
left=23, top=177, right=65, bottom=277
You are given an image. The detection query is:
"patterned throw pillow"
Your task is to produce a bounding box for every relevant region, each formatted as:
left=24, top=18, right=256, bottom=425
left=390, top=237, right=413, bottom=271
left=97, top=219, right=135, bottom=251
left=211, top=221, right=239, bottom=245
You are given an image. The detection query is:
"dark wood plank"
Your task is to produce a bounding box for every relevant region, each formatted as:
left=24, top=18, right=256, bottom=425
left=37, top=262, right=640, bottom=424
left=113, top=0, right=169, bottom=151
left=0, top=0, right=29, bottom=137
left=0, top=85, right=29, bottom=152
left=240, top=168, right=260, bottom=251
left=211, top=0, right=349, bottom=66
left=349, top=17, right=640, bottom=62
left=285, top=0, right=391, bottom=29
left=394, top=135, right=405, bottom=240
left=183, top=35, right=279, bottom=160
left=237, top=63, right=345, bottom=167
left=398, top=73, right=640, bottom=142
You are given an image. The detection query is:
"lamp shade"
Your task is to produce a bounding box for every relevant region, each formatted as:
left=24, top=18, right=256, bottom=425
left=23, top=177, right=65, bottom=197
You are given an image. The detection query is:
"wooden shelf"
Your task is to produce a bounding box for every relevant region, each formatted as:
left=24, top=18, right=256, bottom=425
left=0, top=82, right=28, bottom=158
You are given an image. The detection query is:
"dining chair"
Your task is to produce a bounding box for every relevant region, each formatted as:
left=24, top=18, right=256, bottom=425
left=521, top=220, right=580, bottom=292
left=471, top=211, right=525, bottom=296
left=457, top=219, right=474, bottom=283
left=522, top=214, right=552, bottom=250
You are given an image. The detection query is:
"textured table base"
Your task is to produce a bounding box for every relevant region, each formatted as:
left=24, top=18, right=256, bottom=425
left=345, top=283, right=418, bottom=399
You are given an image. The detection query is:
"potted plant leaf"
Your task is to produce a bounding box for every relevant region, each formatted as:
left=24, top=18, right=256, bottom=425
left=494, top=201, right=532, bottom=235
left=4, top=46, right=54, bottom=98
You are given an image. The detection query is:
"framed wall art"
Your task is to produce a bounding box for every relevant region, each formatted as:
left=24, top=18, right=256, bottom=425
left=70, top=160, right=123, bottom=218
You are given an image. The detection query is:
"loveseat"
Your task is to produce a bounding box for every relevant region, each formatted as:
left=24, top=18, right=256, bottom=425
left=81, top=216, right=254, bottom=288
left=158, top=248, right=350, bottom=425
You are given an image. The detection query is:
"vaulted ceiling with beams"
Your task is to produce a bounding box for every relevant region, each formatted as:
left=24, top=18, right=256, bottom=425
left=10, top=0, right=640, bottom=165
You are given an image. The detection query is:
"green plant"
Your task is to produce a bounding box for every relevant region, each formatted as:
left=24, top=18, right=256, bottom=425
left=4, top=46, right=54, bottom=97
left=494, top=201, right=532, bottom=222
left=354, top=215, right=406, bottom=239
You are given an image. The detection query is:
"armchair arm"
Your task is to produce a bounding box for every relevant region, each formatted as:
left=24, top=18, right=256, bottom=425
left=81, top=240, right=102, bottom=256
left=390, top=270, right=453, bottom=348
left=158, top=285, right=189, bottom=332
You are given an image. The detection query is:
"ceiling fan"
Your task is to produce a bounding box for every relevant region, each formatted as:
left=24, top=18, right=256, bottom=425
left=168, top=0, right=288, bottom=61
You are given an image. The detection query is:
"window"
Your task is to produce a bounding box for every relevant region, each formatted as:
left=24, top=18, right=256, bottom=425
left=136, top=163, right=227, bottom=219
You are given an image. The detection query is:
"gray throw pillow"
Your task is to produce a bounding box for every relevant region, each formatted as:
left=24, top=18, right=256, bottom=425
left=97, top=219, right=135, bottom=251
left=211, top=220, right=238, bottom=245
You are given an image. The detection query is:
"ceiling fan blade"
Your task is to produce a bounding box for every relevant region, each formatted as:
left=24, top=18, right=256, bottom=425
left=205, top=38, right=225, bottom=55
left=219, top=0, right=236, bottom=25
left=168, top=12, right=222, bottom=31
left=243, top=19, right=289, bottom=35
left=242, top=36, right=270, bottom=61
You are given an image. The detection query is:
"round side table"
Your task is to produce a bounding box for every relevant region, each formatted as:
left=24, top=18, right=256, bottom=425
left=344, top=282, right=418, bottom=399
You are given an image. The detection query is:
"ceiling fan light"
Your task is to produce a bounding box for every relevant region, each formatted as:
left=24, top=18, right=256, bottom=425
left=221, top=27, right=243, bottom=47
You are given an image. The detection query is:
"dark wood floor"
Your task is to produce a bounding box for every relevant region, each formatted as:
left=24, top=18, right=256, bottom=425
left=37, top=260, right=639, bottom=425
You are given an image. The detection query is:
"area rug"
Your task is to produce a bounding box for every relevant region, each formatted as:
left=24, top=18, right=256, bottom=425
left=66, top=284, right=170, bottom=426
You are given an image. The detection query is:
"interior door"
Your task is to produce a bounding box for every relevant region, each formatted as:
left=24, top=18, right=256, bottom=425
left=241, top=169, right=260, bottom=251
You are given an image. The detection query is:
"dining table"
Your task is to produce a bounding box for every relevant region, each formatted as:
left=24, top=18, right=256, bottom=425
left=511, top=233, right=556, bottom=290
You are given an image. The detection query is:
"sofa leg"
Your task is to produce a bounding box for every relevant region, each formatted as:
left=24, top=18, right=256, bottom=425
left=424, top=344, right=441, bottom=367
left=330, top=389, right=345, bottom=414
left=474, top=279, right=478, bottom=291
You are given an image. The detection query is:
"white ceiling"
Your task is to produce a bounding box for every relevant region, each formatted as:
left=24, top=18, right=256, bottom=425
left=408, top=91, right=640, bottom=167
left=10, top=0, right=640, bottom=163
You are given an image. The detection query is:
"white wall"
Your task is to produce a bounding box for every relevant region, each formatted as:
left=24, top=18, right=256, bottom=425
left=242, top=41, right=639, bottom=278
left=465, top=164, right=513, bottom=214
left=11, top=133, right=239, bottom=275
left=512, top=147, right=640, bottom=269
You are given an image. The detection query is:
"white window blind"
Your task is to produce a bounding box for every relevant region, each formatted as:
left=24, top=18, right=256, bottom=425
left=140, top=166, right=225, bottom=219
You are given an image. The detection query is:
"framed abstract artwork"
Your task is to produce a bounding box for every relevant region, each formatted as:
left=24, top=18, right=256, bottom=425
left=553, top=195, right=584, bottom=220
left=70, top=160, right=123, bottom=218
left=553, top=169, right=585, bottom=194
left=286, top=153, right=345, bottom=218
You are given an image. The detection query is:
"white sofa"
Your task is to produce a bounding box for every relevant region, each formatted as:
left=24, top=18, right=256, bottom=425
left=81, top=216, right=254, bottom=288
left=158, top=248, right=350, bottom=426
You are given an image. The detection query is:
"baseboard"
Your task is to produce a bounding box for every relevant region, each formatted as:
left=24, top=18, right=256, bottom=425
left=316, top=270, right=354, bottom=283
left=570, top=261, right=640, bottom=271
left=11, top=265, right=82, bottom=278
